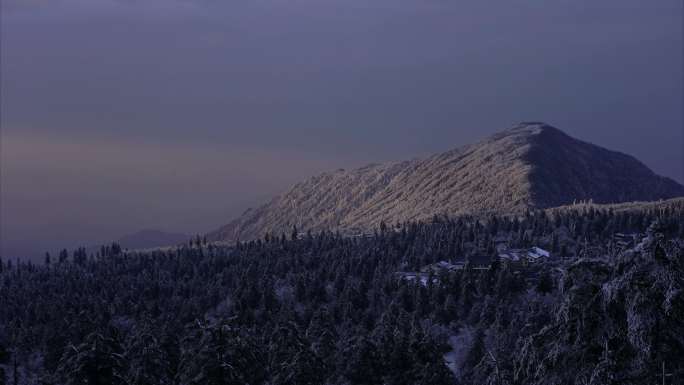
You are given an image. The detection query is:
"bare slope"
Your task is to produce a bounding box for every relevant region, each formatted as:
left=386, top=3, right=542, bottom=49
left=210, top=123, right=684, bottom=242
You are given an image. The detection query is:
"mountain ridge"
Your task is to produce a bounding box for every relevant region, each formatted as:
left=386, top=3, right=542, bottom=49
left=209, top=123, right=684, bottom=242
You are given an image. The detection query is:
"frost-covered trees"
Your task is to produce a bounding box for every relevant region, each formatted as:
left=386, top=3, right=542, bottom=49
left=178, top=321, right=266, bottom=385
left=512, top=227, right=684, bottom=385
left=0, top=208, right=683, bottom=384
left=56, top=332, right=128, bottom=385
left=0, top=342, right=8, bottom=385
left=125, top=327, right=174, bottom=385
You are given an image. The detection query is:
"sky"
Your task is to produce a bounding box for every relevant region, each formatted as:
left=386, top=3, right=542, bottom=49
left=1, top=0, right=682, bottom=260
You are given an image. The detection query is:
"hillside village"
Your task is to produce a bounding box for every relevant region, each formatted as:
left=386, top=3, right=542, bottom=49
left=397, top=245, right=552, bottom=284
left=397, top=230, right=647, bottom=285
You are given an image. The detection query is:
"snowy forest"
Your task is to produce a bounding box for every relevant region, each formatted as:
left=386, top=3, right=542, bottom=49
left=1, top=205, right=683, bottom=385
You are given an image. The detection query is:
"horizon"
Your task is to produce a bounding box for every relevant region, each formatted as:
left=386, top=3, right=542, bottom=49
left=3, top=123, right=681, bottom=261
left=2, top=0, right=683, bottom=261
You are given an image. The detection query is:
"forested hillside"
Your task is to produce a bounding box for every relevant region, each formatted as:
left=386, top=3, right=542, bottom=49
left=1, top=206, right=683, bottom=384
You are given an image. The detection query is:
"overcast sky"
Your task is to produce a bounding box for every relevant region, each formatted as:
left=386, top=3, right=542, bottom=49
left=1, top=0, right=682, bottom=260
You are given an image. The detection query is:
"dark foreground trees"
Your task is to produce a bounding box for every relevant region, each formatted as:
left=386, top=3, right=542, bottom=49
left=1, top=206, right=683, bottom=384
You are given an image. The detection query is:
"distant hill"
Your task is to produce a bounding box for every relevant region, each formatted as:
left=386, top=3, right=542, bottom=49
left=116, top=229, right=189, bottom=250
left=209, top=122, right=684, bottom=242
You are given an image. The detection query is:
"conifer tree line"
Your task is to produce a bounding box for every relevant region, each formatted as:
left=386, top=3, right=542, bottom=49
left=0, top=205, right=683, bottom=384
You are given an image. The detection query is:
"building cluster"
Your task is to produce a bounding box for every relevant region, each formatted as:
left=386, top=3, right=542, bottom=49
left=419, top=256, right=493, bottom=273
left=397, top=246, right=552, bottom=284
left=497, top=246, right=551, bottom=268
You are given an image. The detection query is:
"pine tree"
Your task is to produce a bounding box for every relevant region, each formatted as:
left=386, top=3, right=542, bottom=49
left=462, top=328, right=486, bottom=377
left=268, top=322, right=324, bottom=385
left=342, top=336, right=381, bottom=385
left=58, top=249, right=69, bottom=263
left=536, top=269, right=554, bottom=294
left=306, top=308, right=337, bottom=370
left=56, top=332, right=128, bottom=385
left=126, top=331, right=173, bottom=385
left=177, top=321, right=266, bottom=385
left=111, top=243, right=122, bottom=256
left=0, top=342, right=7, bottom=385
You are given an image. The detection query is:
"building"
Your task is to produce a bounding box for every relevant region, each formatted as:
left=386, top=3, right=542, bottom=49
left=423, top=257, right=493, bottom=271
left=498, top=246, right=551, bottom=267
left=527, top=247, right=550, bottom=261
left=613, top=233, right=643, bottom=250
left=420, top=260, right=465, bottom=274
left=396, top=256, right=495, bottom=286
left=498, top=250, right=524, bottom=267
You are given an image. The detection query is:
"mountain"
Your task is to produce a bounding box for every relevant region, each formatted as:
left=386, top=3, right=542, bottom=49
left=209, top=122, right=684, bottom=242
left=116, top=229, right=189, bottom=250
